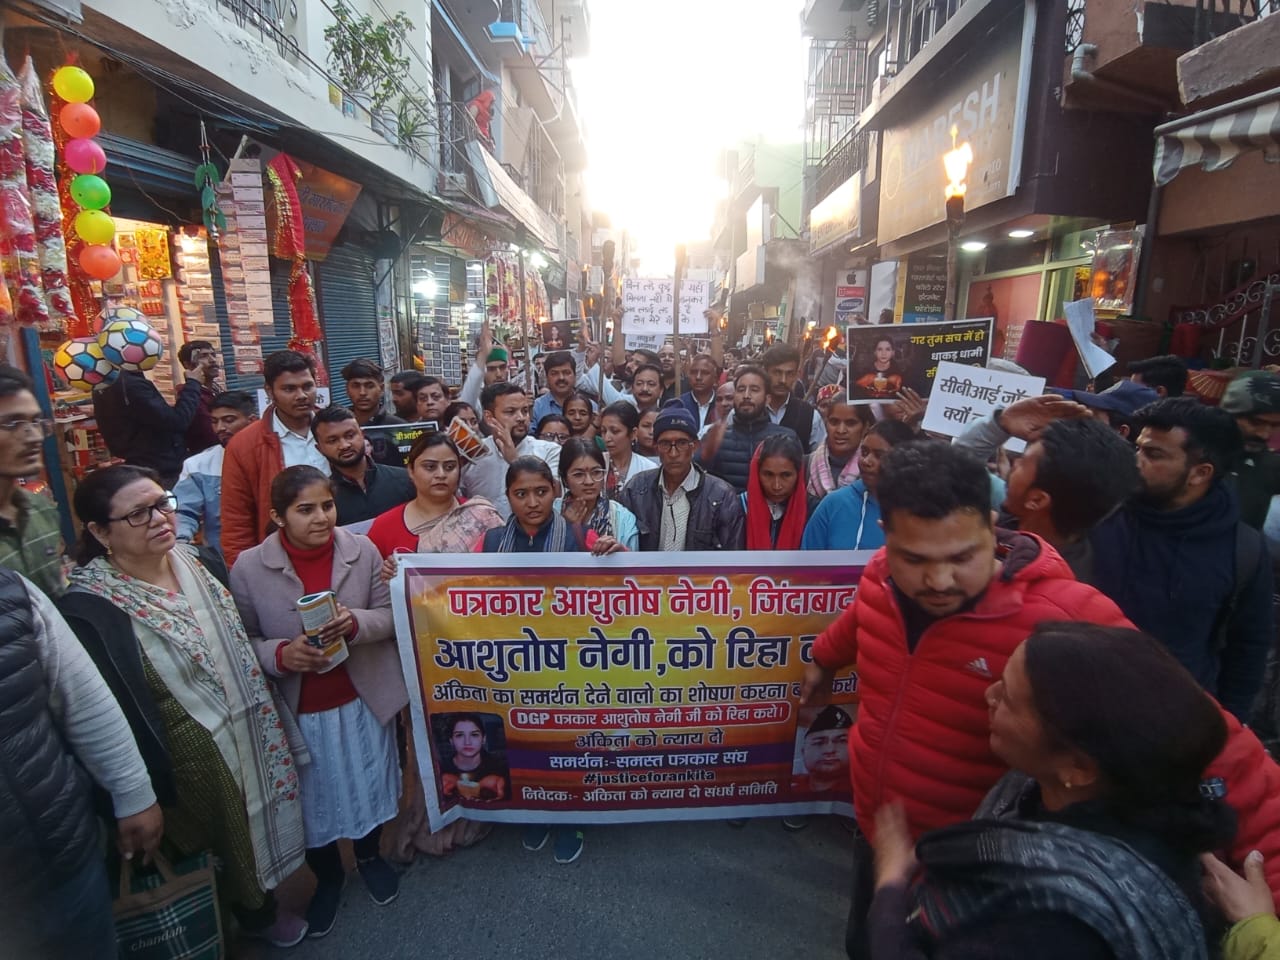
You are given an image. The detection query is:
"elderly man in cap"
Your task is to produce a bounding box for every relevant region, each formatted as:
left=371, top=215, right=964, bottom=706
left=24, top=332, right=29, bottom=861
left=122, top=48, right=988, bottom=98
left=1220, top=370, right=1280, bottom=530
left=616, top=401, right=744, bottom=550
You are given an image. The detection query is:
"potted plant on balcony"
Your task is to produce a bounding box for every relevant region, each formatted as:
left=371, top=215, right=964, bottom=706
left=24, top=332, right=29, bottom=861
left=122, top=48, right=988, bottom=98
left=395, top=93, right=433, bottom=155
left=324, top=0, right=413, bottom=140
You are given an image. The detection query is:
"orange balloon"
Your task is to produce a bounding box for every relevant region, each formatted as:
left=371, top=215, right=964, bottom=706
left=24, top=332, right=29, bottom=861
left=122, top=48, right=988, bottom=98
left=59, top=102, right=101, bottom=139
left=80, top=244, right=121, bottom=281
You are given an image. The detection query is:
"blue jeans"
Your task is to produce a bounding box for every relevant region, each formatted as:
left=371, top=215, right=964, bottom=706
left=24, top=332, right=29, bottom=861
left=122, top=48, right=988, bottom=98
left=30, top=856, right=116, bottom=960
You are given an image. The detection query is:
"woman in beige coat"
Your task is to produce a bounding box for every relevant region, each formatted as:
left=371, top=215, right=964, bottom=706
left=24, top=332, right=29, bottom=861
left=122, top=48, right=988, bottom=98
left=230, top=466, right=407, bottom=941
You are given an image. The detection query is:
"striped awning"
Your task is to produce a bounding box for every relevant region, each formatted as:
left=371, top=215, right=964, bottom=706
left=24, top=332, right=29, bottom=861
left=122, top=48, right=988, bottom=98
left=1154, top=87, right=1280, bottom=186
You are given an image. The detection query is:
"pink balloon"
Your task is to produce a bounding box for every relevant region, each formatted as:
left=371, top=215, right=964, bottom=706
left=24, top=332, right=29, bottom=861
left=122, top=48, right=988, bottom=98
left=65, top=138, right=107, bottom=175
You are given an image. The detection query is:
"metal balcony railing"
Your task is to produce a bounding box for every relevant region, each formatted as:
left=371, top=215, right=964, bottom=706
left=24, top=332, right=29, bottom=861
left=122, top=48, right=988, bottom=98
left=213, top=0, right=301, bottom=59
left=884, top=0, right=967, bottom=75
left=499, top=0, right=554, bottom=57
left=806, top=37, right=870, bottom=165
left=1188, top=0, right=1278, bottom=47
left=813, top=125, right=871, bottom=206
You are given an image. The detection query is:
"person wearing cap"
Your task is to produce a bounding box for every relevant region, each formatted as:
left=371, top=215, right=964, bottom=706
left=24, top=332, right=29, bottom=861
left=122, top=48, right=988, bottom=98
left=1089, top=397, right=1272, bottom=722
left=1056, top=379, right=1160, bottom=438
left=616, top=401, right=744, bottom=550
left=1220, top=370, right=1280, bottom=530
left=792, top=704, right=852, bottom=794
left=459, top=322, right=512, bottom=413
left=1128, top=354, right=1188, bottom=398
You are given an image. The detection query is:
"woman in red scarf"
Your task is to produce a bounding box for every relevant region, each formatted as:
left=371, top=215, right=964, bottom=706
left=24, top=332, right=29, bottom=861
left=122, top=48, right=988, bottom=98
left=743, top=434, right=816, bottom=550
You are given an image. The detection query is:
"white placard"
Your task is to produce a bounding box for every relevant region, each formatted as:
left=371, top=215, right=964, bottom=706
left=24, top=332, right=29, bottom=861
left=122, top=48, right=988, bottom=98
left=921, top=360, right=1045, bottom=441
left=1063, top=298, right=1118, bottom=380
left=623, top=333, right=663, bottom=351
left=621, top=278, right=711, bottom=335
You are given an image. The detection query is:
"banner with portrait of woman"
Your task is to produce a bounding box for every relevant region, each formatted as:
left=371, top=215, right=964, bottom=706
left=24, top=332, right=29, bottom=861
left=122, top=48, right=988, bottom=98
left=391, top=553, right=869, bottom=831
left=845, top=319, right=994, bottom=404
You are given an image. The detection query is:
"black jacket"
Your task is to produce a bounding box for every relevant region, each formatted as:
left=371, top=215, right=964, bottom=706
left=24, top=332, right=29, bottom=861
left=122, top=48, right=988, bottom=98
left=93, top=371, right=203, bottom=479
left=616, top=466, right=745, bottom=550
left=1090, top=483, right=1273, bottom=719
left=57, top=549, right=229, bottom=809
left=331, top=459, right=415, bottom=526
left=0, top=570, right=98, bottom=900
left=703, top=414, right=797, bottom=492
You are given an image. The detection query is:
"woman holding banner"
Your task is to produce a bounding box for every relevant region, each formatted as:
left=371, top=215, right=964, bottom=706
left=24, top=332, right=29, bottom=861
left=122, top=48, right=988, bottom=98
left=557, top=438, right=639, bottom=552
left=367, top=433, right=505, bottom=862
left=230, top=465, right=404, bottom=940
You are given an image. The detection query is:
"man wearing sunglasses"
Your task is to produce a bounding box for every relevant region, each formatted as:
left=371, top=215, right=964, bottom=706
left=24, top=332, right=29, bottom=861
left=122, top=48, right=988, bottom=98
left=0, top=366, right=65, bottom=598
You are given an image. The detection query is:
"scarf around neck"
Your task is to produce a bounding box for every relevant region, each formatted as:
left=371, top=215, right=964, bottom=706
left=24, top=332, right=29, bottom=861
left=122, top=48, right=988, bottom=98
left=807, top=441, right=860, bottom=498
left=497, top=512, right=570, bottom=552
left=746, top=445, right=809, bottom=550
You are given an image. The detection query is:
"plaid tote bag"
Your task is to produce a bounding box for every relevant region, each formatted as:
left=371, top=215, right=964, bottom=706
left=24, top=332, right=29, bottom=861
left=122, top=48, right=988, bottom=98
left=113, top=853, right=224, bottom=960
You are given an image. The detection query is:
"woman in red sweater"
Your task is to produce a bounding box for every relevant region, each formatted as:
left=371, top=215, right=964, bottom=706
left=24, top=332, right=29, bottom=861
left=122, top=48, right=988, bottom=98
left=230, top=466, right=404, bottom=940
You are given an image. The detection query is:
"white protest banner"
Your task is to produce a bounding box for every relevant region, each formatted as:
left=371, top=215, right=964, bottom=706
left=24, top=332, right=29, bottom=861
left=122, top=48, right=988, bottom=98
left=1063, top=298, right=1118, bottom=380
left=921, top=360, right=1045, bottom=444
left=622, top=278, right=711, bottom=335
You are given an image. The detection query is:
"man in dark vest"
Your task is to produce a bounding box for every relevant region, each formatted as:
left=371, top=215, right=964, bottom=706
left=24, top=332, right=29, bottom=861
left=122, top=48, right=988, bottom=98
left=762, top=343, right=825, bottom=453
left=700, top=365, right=797, bottom=492
left=0, top=567, right=161, bottom=959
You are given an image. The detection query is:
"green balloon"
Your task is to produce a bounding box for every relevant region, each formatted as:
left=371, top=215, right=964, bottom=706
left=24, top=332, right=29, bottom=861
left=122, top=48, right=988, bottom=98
left=71, top=174, right=111, bottom=211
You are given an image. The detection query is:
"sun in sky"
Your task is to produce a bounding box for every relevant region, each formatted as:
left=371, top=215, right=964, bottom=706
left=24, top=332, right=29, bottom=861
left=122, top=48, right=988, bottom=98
left=572, top=0, right=809, bottom=275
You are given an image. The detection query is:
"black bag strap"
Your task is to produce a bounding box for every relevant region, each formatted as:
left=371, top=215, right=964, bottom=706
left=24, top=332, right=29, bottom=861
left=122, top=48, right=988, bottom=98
left=1215, top=522, right=1264, bottom=654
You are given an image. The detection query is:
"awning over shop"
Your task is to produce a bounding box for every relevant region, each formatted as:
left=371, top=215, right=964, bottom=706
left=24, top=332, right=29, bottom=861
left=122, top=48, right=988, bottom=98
left=1154, top=86, right=1280, bottom=186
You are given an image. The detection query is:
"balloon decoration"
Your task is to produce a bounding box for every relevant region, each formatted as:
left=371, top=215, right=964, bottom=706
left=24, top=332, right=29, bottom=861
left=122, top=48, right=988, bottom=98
left=73, top=209, right=114, bottom=245
left=52, top=336, right=114, bottom=390
left=53, top=64, right=119, bottom=287
left=64, top=137, right=106, bottom=174
left=79, top=243, right=121, bottom=280
left=58, top=102, right=99, bottom=139
left=51, top=66, right=94, bottom=104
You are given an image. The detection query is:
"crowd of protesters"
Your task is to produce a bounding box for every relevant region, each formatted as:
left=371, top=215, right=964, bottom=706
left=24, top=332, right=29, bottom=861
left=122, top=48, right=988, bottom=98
left=4, top=308, right=1280, bottom=959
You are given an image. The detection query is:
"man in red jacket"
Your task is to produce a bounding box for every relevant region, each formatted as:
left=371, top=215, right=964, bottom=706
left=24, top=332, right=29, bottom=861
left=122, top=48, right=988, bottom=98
left=802, top=440, right=1280, bottom=958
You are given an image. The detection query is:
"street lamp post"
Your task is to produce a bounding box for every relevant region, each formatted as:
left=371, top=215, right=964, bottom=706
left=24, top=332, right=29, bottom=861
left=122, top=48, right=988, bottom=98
left=942, top=125, right=973, bottom=323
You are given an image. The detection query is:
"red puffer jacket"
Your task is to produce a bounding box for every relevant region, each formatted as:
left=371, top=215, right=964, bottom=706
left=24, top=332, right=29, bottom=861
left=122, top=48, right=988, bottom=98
left=812, top=531, right=1128, bottom=841
left=815, top=529, right=1280, bottom=910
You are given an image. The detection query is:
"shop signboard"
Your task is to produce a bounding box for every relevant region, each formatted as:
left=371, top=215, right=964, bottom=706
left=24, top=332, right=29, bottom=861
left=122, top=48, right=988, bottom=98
left=809, top=173, right=862, bottom=255
left=897, top=255, right=948, bottom=323
left=291, top=160, right=363, bottom=261
left=877, top=5, right=1035, bottom=245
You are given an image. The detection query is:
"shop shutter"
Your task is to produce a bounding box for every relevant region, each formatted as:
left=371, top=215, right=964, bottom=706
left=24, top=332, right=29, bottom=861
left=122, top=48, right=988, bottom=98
left=315, top=246, right=380, bottom=409
left=211, top=250, right=296, bottom=394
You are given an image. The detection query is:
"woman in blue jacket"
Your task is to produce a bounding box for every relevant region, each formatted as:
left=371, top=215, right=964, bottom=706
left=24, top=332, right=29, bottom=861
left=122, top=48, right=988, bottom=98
left=801, top=420, right=916, bottom=551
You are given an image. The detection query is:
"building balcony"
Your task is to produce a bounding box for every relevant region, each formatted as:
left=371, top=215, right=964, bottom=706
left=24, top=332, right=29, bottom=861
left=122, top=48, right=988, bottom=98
left=488, top=0, right=566, bottom=121
left=802, top=0, right=872, bottom=39
left=812, top=125, right=871, bottom=208
left=1063, top=0, right=1277, bottom=110
left=545, top=83, right=588, bottom=173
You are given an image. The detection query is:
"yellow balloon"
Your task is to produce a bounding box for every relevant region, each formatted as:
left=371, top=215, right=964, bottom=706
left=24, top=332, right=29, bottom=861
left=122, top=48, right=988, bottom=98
left=74, top=210, right=115, bottom=246
left=52, top=66, right=95, bottom=104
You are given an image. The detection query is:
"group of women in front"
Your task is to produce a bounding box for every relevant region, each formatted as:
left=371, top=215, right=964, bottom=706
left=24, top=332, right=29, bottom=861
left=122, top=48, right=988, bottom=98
left=56, top=396, right=1280, bottom=958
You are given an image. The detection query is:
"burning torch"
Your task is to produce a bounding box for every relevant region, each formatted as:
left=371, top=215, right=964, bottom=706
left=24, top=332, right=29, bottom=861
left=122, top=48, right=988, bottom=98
left=805, top=325, right=842, bottom=403
left=942, top=125, right=973, bottom=323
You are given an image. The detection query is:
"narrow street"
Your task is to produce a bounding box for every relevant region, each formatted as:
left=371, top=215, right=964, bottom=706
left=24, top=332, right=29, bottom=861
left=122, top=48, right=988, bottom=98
left=248, top=818, right=854, bottom=959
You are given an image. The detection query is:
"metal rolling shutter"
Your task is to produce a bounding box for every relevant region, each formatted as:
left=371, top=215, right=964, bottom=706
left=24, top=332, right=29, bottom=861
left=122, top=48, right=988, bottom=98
left=316, top=247, right=381, bottom=409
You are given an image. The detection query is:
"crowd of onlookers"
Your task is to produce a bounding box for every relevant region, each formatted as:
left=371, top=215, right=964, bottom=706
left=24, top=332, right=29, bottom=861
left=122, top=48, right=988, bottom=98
left=2, top=313, right=1280, bottom=958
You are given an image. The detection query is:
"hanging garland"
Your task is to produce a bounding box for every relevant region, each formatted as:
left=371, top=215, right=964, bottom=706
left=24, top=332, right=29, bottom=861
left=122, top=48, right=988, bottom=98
left=0, top=52, right=52, bottom=330
left=17, top=55, right=79, bottom=334
left=265, top=152, right=324, bottom=378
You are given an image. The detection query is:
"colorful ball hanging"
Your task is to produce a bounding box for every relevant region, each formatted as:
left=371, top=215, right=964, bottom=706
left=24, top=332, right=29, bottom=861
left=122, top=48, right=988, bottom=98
left=52, top=66, right=95, bottom=104
left=59, top=102, right=101, bottom=139
left=98, top=316, right=164, bottom=371
left=74, top=209, right=115, bottom=245
left=70, top=174, right=111, bottom=210
left=65, top=138, right=106, bottom=175
left=79, top=244, right=121, bottom=281
left=53, top=337, right=115, bottom=389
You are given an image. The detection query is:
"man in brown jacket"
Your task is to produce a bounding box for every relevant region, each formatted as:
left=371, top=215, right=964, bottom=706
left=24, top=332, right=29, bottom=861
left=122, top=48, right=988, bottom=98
left=220, top=351, right=329, bottom=567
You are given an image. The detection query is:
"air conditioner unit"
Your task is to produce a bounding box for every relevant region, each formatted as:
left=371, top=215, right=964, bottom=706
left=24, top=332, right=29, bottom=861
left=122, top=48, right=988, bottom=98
left=440, top=171, right=468, bottom=193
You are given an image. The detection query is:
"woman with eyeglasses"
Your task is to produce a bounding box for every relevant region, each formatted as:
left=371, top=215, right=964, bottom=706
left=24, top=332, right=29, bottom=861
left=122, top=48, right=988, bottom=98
left=599, top=401, right=656, bottom=495
left=556, top=438, right=637, bottom=552
left=535, top=414, right=572, bottom=445
left=58, top=464, right=309, bottom=948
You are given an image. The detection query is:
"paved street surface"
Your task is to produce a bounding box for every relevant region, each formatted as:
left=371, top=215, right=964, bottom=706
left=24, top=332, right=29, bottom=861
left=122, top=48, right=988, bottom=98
left=244, top=817, right=854, bottom=959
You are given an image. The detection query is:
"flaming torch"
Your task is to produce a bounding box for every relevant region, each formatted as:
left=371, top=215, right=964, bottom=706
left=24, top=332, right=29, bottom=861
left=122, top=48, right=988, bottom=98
left=942, top=125, right=973, bottom=322
left=805, top=325, right=842, bottom=402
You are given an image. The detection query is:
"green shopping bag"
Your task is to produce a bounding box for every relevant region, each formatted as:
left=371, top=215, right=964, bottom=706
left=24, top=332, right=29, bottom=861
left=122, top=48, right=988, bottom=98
left=113, top=852, right=224, bottom=960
